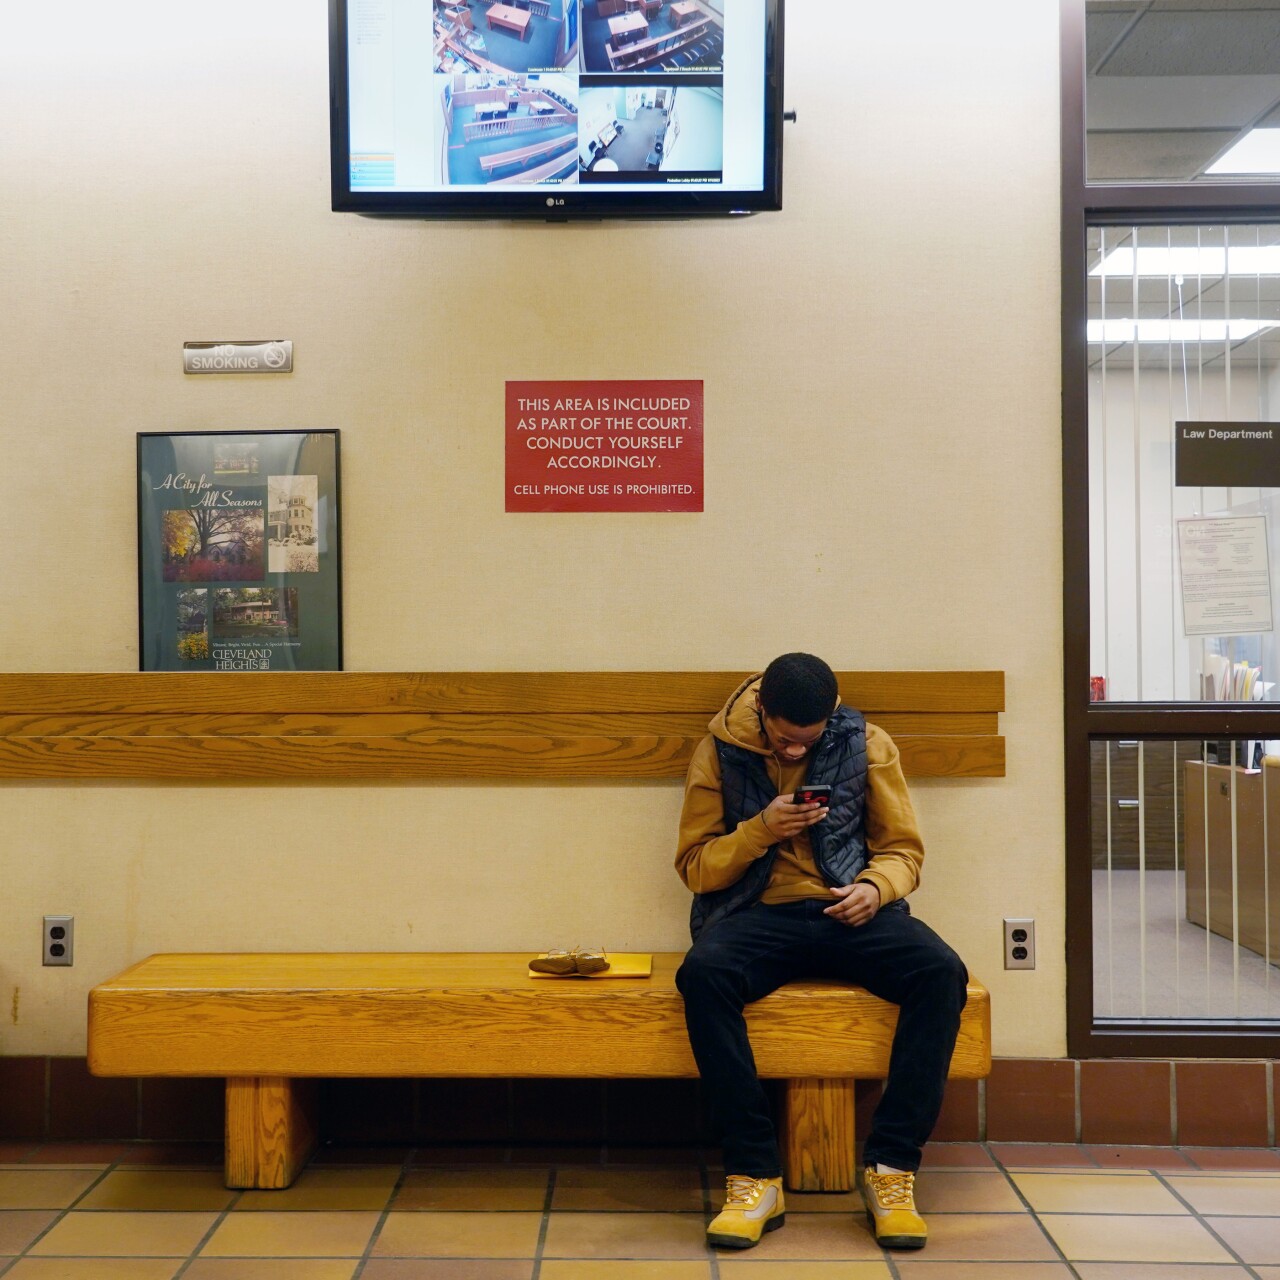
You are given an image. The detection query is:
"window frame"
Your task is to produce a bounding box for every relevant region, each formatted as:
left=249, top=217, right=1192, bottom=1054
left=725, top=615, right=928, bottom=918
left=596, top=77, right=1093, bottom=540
left=1061, top=0, right=1280, bottom=1056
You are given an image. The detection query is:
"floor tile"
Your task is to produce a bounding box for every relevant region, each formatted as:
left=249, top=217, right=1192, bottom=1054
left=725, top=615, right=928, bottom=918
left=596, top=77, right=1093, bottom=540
left=542, top=1211, right=709, bottom=1259
left=1186, top=1148, right=1280, bottom=1171
left=1012, top=1171, right=1188, bottom=1214
left=235, top=1165, right=402, bottom=1211
left=0, top=1210, right=58, bottom=1254
left=896, top=1266, right=1074, bottom=1280
left=1073, top=1266, right=1253, bottom=1279
left=540, top=1263, right=712, bottom=1280
left=1040, top=1213, right=1235, bottom=1263
left=921, top=1144, right=996, bottom=1169
left=914, top=1170, right=1025, bottom=1214
left=778, top=1188, right=863, bottom=1213
left=718, top=1264, right=892, bottom=1279
left=76, top=1169, right=235, bottom=1211
left=1206, top=1215, right=1280, bottom=1265
left=183, top=1262, right=360, bottom=1280
left=551, top=1166, right=703, bottom=1211
left=1086, top=1146, right=1196, bottom=1170
left=0, top=1170, right=102, bottom=1210
left=395, top=1167, right=549, bottom=1211
left=28, top=1211, right=218, bottom=1257
left=1, top=1261, right=183, bottom=1279
left=1255, top=1269, right=1280, bottom=1278
left=713, top=1214, right=884, bottom=1261
left=888, top=1212, right=1059, bottom=1262
left=991, top=1145, right=1099, bottom=1169
left=1166, top=1175, right=1280, bottom=1215
left=199, top=1211, right=380, bottom=1258
left=117, top=1143, right=222, bottom=1168
left=373, top=1210, right=543, bottom=1258
left=361, top=1264, right=534, bottom=1280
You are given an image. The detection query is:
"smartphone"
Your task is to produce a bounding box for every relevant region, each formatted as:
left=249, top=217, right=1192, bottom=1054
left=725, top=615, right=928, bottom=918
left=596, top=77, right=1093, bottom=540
left=792, top=784, right=832, bottom=807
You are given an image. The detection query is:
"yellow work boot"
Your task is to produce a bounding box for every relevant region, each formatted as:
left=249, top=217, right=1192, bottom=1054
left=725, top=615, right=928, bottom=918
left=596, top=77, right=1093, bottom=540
left=706, top=1174, right=785, bottom=1249
left=862, top=1165, right=927, bottom=1249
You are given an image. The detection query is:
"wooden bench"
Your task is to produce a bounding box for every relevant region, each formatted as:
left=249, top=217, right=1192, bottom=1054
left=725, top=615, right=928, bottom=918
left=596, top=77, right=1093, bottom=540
left=88, top=951, right=991, bottom=1192
left=0, top=670, right=1004, bottom=780
left=0, top=671, right=1002, bottom=1192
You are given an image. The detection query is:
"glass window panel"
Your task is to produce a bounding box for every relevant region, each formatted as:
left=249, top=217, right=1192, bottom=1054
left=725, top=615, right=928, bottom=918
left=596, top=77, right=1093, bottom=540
left=1089, top=222, right=1280, bottom=702
left=1084, top=1, right=1280, bottom=185
left=1092, top=737, right=1280, bottom=1022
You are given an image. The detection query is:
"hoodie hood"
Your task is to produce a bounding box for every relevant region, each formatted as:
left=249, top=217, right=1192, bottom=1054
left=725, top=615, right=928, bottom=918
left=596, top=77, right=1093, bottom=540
left=709, top=674, right=770, bottom=756
left=709, top=673, right=843, bottom=758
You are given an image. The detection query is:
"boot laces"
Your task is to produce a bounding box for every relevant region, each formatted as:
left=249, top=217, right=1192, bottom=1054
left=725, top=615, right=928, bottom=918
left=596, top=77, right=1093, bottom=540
left=871, top=1170, right=915, bottom=1208
left=724, top=1175, right=767, bottom=1206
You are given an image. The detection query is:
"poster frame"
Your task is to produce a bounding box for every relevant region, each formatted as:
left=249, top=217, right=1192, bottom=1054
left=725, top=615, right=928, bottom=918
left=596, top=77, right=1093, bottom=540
left=136, top=429, right=343, bottom=672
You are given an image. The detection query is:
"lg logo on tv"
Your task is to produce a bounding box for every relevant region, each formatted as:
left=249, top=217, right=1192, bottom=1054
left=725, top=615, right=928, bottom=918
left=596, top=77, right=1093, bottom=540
left=545, top=197, right=565, bottom=207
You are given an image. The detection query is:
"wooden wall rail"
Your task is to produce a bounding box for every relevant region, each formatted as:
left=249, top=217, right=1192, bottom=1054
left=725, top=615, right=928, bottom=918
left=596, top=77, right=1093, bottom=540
left=0, top=672, right=1004, bottom=781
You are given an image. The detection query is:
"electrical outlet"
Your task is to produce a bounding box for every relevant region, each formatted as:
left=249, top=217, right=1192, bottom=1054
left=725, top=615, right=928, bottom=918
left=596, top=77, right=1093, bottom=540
left=43, top=916, right=74, bottom=967
left=1003, top=918, right=1035, bottom=970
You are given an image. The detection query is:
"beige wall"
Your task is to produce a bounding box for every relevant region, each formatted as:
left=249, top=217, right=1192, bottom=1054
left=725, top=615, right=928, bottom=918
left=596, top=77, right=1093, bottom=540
left=0, top=1, right=1064, bottom=1057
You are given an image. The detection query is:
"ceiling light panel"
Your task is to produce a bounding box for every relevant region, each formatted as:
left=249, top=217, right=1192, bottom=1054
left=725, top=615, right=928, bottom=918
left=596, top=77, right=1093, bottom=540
left=1087, top=318, right=1277, bottom=343
left=1092, top=245, right=1280, bottom=277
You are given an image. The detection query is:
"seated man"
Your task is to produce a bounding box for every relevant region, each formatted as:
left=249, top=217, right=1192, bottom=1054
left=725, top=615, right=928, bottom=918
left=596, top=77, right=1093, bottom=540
left=675, top=653, right=968, bottom=1252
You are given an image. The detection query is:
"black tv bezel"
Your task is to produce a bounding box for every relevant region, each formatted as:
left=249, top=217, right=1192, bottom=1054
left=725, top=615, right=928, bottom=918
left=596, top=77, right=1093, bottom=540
left=328, top=0, right=784, bottom=220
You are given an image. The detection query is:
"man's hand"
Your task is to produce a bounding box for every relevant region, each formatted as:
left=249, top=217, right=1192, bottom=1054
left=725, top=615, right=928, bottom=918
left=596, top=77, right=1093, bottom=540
left=760, top=793, right=829, bottom=839
left=823, top=881, right=880, bottom=927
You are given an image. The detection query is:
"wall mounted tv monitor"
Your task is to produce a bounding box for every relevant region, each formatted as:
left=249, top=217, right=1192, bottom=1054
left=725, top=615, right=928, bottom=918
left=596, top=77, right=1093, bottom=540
left=329, top=0, right=783, bottom=219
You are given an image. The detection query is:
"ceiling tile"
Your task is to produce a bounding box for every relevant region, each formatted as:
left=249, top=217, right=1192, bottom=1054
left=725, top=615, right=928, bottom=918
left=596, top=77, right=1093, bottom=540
left=1087, top=129, right=1241, bottom=180
left=1101, top=11, right=1280, bottom=76
left=1089, top=11, right=1139, bottom=68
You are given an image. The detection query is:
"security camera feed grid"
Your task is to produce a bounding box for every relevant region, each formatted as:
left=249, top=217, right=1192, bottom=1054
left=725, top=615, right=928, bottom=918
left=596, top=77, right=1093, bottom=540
left=579, top=80, right=721, bottom=181
left=580, top=0, right=723, bottom=74
left=426, top=3, right=726, bottom=188
left=434, top=0, right=577, bottom=75
left=440, top=73, right=579, bottom=185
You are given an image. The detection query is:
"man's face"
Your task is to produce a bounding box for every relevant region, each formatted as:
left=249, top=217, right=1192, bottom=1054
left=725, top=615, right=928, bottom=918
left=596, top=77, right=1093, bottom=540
left=758, top=705, right=828, bottom=763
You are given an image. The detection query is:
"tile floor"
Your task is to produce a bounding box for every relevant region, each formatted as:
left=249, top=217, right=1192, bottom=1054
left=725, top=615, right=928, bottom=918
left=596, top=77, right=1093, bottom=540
left=0, top=1142, right=1278, bottom=1278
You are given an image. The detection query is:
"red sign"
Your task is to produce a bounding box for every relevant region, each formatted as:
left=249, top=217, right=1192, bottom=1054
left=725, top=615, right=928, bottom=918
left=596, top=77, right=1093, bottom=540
left=506, top=380, right=703, bottom=512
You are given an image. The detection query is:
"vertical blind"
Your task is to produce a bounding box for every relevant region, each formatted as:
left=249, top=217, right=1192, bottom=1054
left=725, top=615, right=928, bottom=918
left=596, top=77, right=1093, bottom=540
left=1089, top=223, right=1280, bottom=1021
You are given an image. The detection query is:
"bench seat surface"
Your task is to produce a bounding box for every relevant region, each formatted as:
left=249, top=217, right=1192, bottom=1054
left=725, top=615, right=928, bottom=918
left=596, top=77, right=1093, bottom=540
left=89, top=952, right=991, bottom=1081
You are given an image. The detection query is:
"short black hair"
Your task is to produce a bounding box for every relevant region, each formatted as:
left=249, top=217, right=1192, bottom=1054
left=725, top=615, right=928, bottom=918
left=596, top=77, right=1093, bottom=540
left=758, top=653, right=838, bottom=726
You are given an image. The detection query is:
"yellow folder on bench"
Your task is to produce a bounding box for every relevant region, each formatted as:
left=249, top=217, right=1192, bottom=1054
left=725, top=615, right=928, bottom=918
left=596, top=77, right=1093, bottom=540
left=528, top=953, right=653, bottom=979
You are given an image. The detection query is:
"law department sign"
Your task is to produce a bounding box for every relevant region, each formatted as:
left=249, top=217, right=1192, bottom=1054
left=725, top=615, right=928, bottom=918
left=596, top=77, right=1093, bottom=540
left=183, top=340, right=293, bottom=375
left=1175, top=420, right=1280, bottom=487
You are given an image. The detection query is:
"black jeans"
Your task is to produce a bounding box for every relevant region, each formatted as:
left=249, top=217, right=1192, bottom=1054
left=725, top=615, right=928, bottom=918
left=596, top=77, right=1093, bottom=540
left=675, top=898, right=968, bottom=1177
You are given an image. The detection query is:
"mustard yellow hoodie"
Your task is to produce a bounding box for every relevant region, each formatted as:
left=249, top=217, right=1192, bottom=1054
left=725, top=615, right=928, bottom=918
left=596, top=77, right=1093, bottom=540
left=674, top=675, right=924, bottom=907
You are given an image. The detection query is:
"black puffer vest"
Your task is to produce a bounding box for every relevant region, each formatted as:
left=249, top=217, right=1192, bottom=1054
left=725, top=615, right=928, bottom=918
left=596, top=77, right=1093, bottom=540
left=689, top=705, right=906, bottom=940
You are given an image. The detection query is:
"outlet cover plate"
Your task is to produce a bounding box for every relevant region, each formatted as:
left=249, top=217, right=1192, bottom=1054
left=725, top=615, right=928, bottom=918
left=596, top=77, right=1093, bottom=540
left=1003, top=917, right=1035, bottom=970
left=43, top=915, right=74, bottom=967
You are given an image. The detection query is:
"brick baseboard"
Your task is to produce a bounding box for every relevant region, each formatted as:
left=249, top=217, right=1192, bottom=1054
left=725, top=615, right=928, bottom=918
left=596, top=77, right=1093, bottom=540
left=1, top=1057, right=1276, bottom=1147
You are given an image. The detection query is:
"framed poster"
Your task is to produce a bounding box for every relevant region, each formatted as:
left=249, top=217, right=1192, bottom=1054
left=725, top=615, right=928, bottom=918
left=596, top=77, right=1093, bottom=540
left=137, top=430, right=342, bottom=671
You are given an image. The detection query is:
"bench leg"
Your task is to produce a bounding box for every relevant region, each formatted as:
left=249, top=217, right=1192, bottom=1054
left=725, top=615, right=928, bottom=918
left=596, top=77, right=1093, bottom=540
left=225, top=1076, right=318, bottom=1190
left=781, top=1078, right=855, bottom=1192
